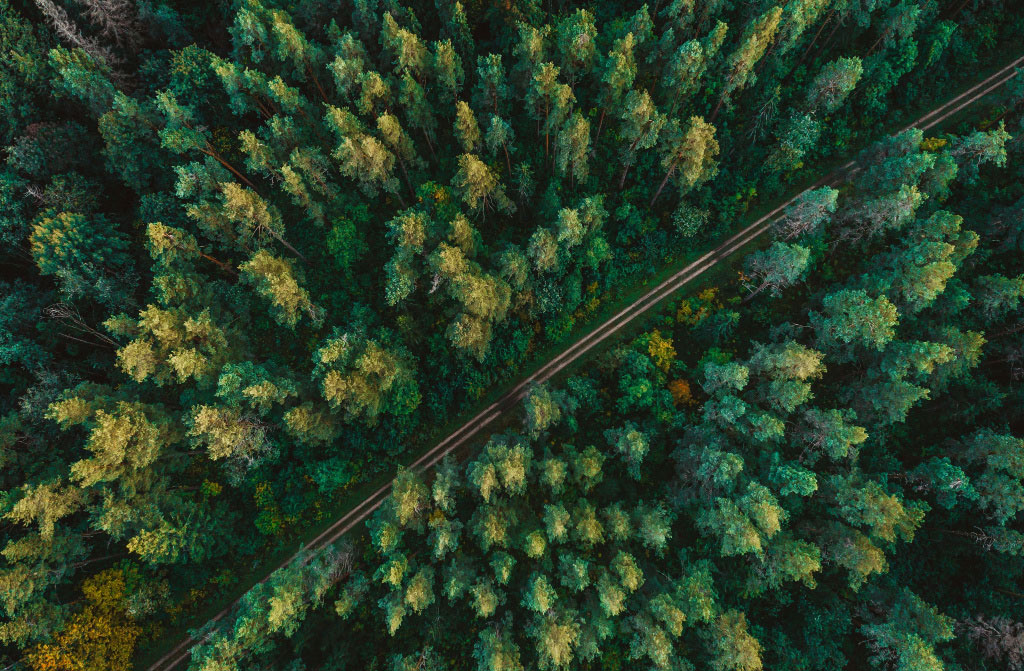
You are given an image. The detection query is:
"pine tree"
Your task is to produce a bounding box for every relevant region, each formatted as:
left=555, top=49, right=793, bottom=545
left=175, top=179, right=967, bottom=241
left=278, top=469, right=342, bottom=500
left=742, top=242, right=810, bottom=301
left=29, top=211, right=133, bottom=306
left=660, top=22, right=727, bottom=115
left=617, top=89, right=665, bottom=189
left=380, top=13, right=429, bottom=80
left=314, top=330, right=421, bottom=425
left=473, top=625, right=523, bottom=671
left=511, top=22, right=548, bottom=91
left=811, top=289, right=899, bottom=355
left=650, top=116, right=719, bottom=206
left=765, top=112, right=820, bottom=174
left=708, top=610, right=763, bottom=671
left=806, top=56, right=863, bottom=114
left=188, top=404, right=269, bottom=465
left=711, top=7, right=783, bottom=121
left=860, top=589, right=953, bottom=671
left=399, top=72, right=438, bottom=159
left=523, top=384, right=562, bottom=438
left=775, top=0, right=830, bottom=56
left=433, top=39, right=464, bottom=99
left=239, top=250, right=322, bottom=329
left=554, top=112, right=590, bottom=186
left=455, top=100, right=482, bottom=153
left=951, top=124, right=1011, bottom=183
left=356, top=71, right=391, bottom=116
left=596, top=33, right=637, bottom=140
left=220, top=182, right=307, bottom=260
left=773, top=186, right=837, bottom=239
left=328, top=31, right=370, bottom=101
left=554, top=9, right=596, bottom=87
left=525, top=62, right=573, bottom=159
left=454, top=154, right=514, bottom=216
left=485, top=115, right=515, bottom=176
left=155, top=91, right=256, bottom=188
left=326, top=105, right=401, bottom=198
left=474, top=54, right=509, bottom=115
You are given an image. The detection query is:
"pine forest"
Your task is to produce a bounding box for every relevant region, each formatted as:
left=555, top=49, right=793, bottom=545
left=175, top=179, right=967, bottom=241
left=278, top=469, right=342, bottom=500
left=0, top=0, right=1022, bottom=670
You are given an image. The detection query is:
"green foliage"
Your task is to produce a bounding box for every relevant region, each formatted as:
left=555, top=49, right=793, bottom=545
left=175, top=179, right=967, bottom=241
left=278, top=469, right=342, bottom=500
left=240, top=250, right=322, bottom=329
left=30, top=212, right=133, bottom=306
left=2, top=0, right=1022, bottom=669
left=314, top=328, right=421, bottom=425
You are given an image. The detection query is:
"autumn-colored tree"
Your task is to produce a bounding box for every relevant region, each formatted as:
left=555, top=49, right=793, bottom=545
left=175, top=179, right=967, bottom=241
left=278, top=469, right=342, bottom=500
left=26, top=570, right=141, bottom=671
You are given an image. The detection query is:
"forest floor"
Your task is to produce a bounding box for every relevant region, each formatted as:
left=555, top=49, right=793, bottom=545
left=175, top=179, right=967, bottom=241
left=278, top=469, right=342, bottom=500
left=139, top=53, right=1024, bottom=671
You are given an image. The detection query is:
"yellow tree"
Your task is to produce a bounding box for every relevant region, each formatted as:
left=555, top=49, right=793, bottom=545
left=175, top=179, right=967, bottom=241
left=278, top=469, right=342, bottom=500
left=26, top=570, right=141, bottom=671
left=650, top=116, right=719, bottom=206
left=239, top=250, right=323, bottom=329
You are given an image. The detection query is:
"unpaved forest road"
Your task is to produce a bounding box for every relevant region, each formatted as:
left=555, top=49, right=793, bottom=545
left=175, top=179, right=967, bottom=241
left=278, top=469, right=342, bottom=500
left=147, top=54, right=1024, bottom=671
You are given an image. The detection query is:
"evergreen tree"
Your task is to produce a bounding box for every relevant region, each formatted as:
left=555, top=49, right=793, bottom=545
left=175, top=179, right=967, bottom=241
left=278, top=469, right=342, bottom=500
left=650, top=116, right=719, bottom=206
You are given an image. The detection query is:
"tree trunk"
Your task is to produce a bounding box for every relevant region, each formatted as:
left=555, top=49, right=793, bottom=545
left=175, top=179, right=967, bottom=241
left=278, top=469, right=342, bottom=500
left=398, top=157, right=415, bottom=199
left=199, top=251, right=238, bottom=275
left=754, top=39, right=779, bottom=80
left=866, top=28, right=892, bottom=58
left=273, top=231, right=309, bottom=264
left=422, top=129, right=437, bottom=161
left=650, top=161, right=678, bottom=208
left=618, top=160, right=633, bottom=190
left=742, top=282, right=769, bottom=304
left=819, top=14, right=844, bottom=54
left=990, top=102, right=1020, bottom=126
left=306, top=63, right=330, bottom=104
left=73, top=552, right=129, bottom=569
left=391, top=189, right=407, bottom=210
left=709, top=73, right=734, bottom=123
left=947, top=0, right=972, bottom=20
left=709, top=95, right=725, bottom=123
left=797, top=10, right=835, bottom=68
left=618, top=133, right=646, bottom=190
left=202, top=146, right=258, bottom=190
left=595, top=108, right=607, bottom=142
left=252, top=95, right=273, bottom=119
left=544, top=99, right=550, bottom=158
left=58, top=332, right=113, bottom=349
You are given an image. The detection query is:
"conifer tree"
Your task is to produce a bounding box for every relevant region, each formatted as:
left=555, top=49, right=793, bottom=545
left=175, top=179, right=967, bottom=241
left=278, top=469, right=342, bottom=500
left=773, top=187, right=837, bottom=240
left=454, top=154, right=514, bottom=216
left=595, top=33, right=636, bottom=140
left=650, top=116, right=719, bottom=206
left=240, top=250, right=322, bottom=329
left=711, top=7, right=782, bottom=121
left=742, top=242, right=810, bottom=301
left=554, top=112, right=590, bottom=186
left=806, top=56, right=863, bottom=114
left=617, top=89, right=665, bottom=189
left=454, top=100, right=482, bottom=153
left=554, top=8, right=596, bottom=87
left=525, top=62, right=573, bottom=159
left=433, top=39, right=464, bottom=99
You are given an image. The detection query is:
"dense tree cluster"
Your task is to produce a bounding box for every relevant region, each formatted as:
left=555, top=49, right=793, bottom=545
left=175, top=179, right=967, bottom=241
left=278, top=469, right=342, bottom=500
left=189, top=103, right=1023, bottom=671
left=0, top=0, right=1021, bottom=667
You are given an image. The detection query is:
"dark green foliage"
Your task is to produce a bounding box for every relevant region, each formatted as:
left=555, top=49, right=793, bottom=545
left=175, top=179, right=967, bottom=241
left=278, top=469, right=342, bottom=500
left=188, top=117, right=1024, bottom=671
left=0, top=0, right=1022, bottom=669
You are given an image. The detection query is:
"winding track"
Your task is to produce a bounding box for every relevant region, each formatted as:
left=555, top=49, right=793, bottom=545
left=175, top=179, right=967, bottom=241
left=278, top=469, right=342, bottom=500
left=146, top=54, right=1024, bottom=671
